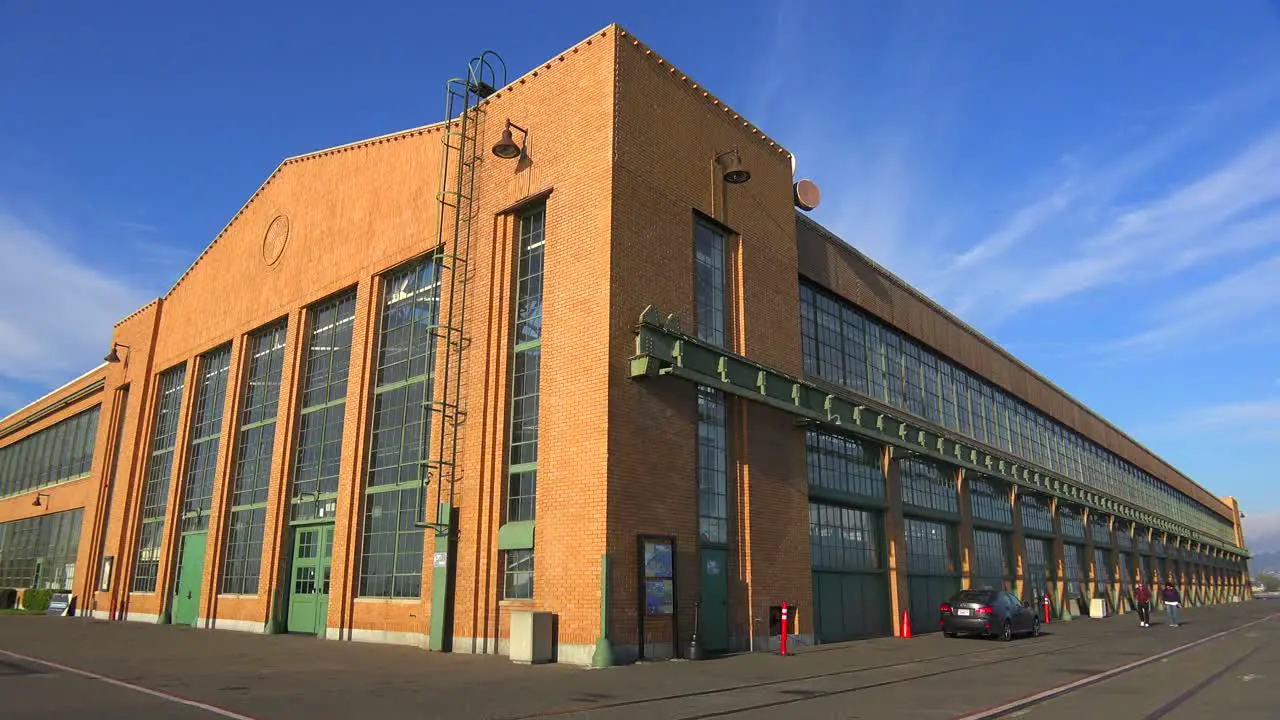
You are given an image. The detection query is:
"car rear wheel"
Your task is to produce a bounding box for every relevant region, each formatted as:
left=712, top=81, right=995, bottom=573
left=1000, top=621, right=1012, bottom=642
left=944, top=631, right=957, bottom=638
left=1031, top=618, right=1041, bottom=637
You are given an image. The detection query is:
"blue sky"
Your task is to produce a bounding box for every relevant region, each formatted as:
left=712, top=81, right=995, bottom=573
left=2, top=1, right=1278, bottom=546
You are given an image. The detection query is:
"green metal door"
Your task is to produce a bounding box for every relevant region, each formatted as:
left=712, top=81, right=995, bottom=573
left=908, top=574, right=961, bottom=635
left=698, top=548, right=730, bottom=652
left=172, top=533, right=207, bottom=627
left=812, top=571, right=892, bottom=643
left=286, top=524, right=333, bottom=635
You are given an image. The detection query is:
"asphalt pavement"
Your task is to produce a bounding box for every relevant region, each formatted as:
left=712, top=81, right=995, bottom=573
left=1, top=601, right=1277, bottom=719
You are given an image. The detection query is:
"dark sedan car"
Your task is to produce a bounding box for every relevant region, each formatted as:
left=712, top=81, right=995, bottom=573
left=939, top=588, right=1041, bottom=641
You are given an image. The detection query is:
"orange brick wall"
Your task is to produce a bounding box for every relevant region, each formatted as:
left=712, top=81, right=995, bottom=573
left=72, top=25, right=618, bottom=657
left=606, top=29, right=813, bottom=654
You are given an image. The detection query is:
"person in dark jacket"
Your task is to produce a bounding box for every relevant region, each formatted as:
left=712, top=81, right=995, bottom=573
left=1134, top=581, right=1153, bottom=627
left=1161, top=583, right=1182, bottom=627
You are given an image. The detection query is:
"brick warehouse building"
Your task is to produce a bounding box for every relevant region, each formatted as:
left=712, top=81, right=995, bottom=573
left=0, top=24, right=1253, bottom=663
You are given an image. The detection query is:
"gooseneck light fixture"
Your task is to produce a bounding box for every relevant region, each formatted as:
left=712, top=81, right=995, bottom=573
left=32, top=492, right=50, bottom=508
left=714, top=147, right=751, bottom=185
left=104, top=342, right=132, bottom=364
left=492, top=119, right=528, bottom=160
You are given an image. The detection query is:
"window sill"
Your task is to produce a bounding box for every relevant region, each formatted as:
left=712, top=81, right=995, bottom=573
left=499, top=599, right=536, bottom=609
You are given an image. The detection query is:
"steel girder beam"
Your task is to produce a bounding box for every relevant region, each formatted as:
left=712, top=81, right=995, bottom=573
left=628, top=306, right=1246, bottom=558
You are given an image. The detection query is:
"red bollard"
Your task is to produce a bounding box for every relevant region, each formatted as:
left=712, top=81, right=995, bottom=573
left=780, top=601, right=789, bottom=656
left=1043, top=594, right=1051, bottom=623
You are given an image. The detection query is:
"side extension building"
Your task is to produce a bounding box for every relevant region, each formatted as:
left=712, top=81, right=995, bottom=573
left=0, top=25, right=1252, bottom=663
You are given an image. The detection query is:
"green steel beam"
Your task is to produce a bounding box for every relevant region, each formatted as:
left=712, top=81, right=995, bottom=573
left=628, top=306, right=1246, bottom=558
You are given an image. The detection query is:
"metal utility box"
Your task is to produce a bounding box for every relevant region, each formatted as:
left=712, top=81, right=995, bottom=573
left=509, top=610, right=554, bottom=664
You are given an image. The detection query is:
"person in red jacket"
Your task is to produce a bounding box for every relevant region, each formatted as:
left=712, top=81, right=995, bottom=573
left=1134, top=581, right=1153, bottom=627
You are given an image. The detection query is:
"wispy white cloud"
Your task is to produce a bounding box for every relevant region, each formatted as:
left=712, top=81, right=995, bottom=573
left=943, top=74, right=1280, bottom=284
left=1106, top=253, right=1280, bottom=357
left=0, top=209, right=152, bottom=403
left=1148, top=397, right=1280, bottom=444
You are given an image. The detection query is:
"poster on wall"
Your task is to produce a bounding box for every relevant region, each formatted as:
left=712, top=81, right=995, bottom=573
left=642, top=539, right=674, bottom=616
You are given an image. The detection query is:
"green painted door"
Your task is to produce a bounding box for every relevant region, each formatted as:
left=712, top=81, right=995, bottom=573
left=172, top=533, right=207, bottom=627
left=286, top=524, right=334, bottom=635
left=698, top=548, right=730, bottom=652
left=908, top=574, right=961, bottom=635
left=812, top=571, right=892, bottom=643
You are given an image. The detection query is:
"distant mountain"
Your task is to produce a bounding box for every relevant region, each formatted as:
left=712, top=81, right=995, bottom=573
left=1250, top=550, right=1280, bottom=575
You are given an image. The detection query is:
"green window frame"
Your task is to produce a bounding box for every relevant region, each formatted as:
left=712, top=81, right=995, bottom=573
left=131, top=364, right=187, bottom=593
left=968, top=475, right=1012, bottom=525
left=360, top=255, right=441, bottom=599
left=0, top=405, right=101, bottom=499
left=697, top=387, right=729, bottom=545
left=178, top=345, right=232, bottom=534
left=0, top=508, right=84, bottom=589
left=220, top=321, right=288, bottom=595
left=806, top=430, right=885, bottom=501
left=809, top=501, right=883, bottom=572
left=903, top=517, right=957, bottom=576
left=500, top=205, right=546, bottom=600
left=899, top=458, right=958, bottom=515
left=288, top=290, right=357, bottom=524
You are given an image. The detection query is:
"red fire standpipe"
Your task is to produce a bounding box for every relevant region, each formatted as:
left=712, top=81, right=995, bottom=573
left=780, top=601, right=789, bottom=656
left=1043, top=594, right=1051, bottom=623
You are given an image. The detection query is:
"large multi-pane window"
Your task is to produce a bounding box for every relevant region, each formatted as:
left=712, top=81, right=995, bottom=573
left=131, top=365, right=187, bottom=593
left=1020, top=494, right=1054, bottom=534
left=1023, top=537, right=1052, bottom=597
left=694, top=216, right=728, bottom=348
left=697, top=387, right=729, bottom=545
left=972, top=529, right=1010, bottom=589
left=1089, top=515, right=1112, bottom=546
left=1116, top=523, right=1133, bottom=550
left=178, top=346, right=232, bottom=534
left=899, top=459, right=958, bottom=515
left=289, top=291, right=356, bottom=524
left=500, top=206, right=546, bottom=601
left=903, top=518, right=956, bottom=575
left=1063, top=544, right=1085, bottom=599
left=968, top=475, right=1012, bottom=525
left=0, top=405, right=101, bottom=499
left=362, top=255, right=441, bottom=599
left=809, top=503, right=882, bottom=571
left=1093, top=548, right=1112, bottom=583
left=694, top=216, right=730, bottom=547
left=806, top=431, right=885, bottom=500
left=1058, top=505, right=1086, bottom=540
left=220, top=322, right=287, bottom=595
left=0, top=508, right=83, bottom=589
left=798, top=280, right=1237, bottom=546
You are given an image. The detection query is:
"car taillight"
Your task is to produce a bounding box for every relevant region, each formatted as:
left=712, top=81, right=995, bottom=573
left=976, top=606, right=994, bottom=615
left=939, top=603, right=953, bottom=613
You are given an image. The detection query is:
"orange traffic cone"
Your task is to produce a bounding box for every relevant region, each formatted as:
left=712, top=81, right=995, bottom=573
left=901, top=610, right=912, bottom=638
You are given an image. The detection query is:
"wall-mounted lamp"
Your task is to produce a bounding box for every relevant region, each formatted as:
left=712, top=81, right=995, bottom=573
left=104, top=342, right=132, bottom=364
left=32, top=492, right=50, bottom=508
left=714, top=147, right=751, bottom=185
left=492, top=119, right=528, bottom=160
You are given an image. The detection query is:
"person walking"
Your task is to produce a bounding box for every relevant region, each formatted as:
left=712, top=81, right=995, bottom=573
left=1161, top=582, right=1181, bottom=627
left=1134, top=581, right=1153, bottom=627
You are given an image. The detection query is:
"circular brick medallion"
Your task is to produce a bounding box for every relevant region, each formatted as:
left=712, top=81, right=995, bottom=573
left=262, top=214, right=290, bottom=266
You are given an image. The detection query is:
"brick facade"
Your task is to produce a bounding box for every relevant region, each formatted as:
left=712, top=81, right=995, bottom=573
left=0, top=23, right=1251, bottom=658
